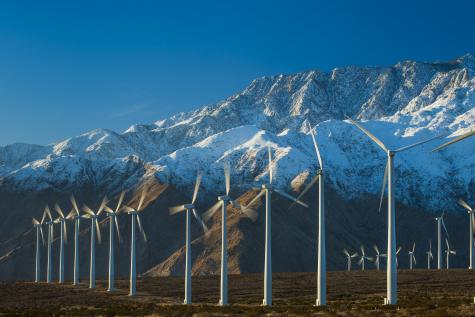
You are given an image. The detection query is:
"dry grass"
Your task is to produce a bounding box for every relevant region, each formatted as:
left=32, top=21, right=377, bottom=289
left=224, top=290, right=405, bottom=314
left=0, top=270, right=473, bottom=316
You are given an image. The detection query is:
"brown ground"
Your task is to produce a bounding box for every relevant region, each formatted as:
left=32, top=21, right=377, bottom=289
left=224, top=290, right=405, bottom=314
left=0, top=270, right=474, bottom=316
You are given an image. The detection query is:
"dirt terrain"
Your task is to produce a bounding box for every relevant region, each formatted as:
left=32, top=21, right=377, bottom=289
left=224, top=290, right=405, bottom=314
left=0, top=270, right=474, bottom=316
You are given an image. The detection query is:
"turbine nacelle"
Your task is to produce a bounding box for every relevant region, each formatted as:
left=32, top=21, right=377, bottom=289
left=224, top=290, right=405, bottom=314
left=183, top=203, right=195, bottom=210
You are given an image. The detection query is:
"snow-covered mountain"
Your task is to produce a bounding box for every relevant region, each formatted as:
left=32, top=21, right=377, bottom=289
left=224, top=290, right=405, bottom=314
left=1, top=54, right=474, bottom=210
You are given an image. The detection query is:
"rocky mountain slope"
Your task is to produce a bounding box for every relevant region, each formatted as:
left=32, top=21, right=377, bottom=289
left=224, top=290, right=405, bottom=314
left=0, top=54, right=474, bottom=280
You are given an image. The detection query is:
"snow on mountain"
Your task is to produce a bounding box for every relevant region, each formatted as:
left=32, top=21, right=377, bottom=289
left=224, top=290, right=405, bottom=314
left=0, top=54, right=474, bottom=211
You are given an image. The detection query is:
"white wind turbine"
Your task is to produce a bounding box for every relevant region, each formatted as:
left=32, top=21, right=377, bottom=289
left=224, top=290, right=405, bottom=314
left=395, top=246, right=402, bottom=268
left=241, top=145, right=308, bottom=306
left=43, top=205, right=54, bottom=283
left=289, top=121, right=326, bottom=306
left=426, top=240, right=433, bottom=270
left=348, top=117, right=443, bottom=305
left=69, top=196, right=82, bottom=285
left=408, top=243, right=416, bottom=270
left=103, top=191, right=124, bottom=292
left=169, top=172, right=210, bottom=305
left=343, top=249, right=358, bottom=271
left=457, top=199, right=474, bottom=270
left=374, top=245, right=387, bottom=271
left=434, top=212, right=449, bottom=270
left=122, top=189, right=149, bottom=296
left=358, top=245, right=373, bottom=271
left=445, top=238, right=456, bottom=269
left=54, top=204, right=70, bottom=284
left=202, top=164, right=257, bottom=306
left=83, top=197, right=107, bottom=289
left=32, top=213, right=45, bottom=282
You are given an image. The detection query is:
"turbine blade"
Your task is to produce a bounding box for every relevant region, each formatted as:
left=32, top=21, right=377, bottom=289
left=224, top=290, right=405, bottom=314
left=104, top=205, right=114, bottom=214
left=40, top=227, right=45, bottom=245
left=307, top=121, right=323, bottom=169
left=192, top=208, right=209, bottom=234
left=396, top=246, right=402, bottom=254
left=378, top=160, right=388, bottom=213
left=192, top=171, right=203, bottom=204
left=412, top=242, right=415, bottom=252
left=137, top=189, right=147, bottom=211
left=97, top=196, right=109, bottom=216
left=121, top=205, right=135, bottom=214
left=63, top=221, right=67, bottom=244
left=373, top=245, right=379, bottom=254
left=243, top=190, right=266, bottom=210
left=274, top=189, right=309, bottom=208
left=346, top=117, right=387, bottom=152
left=83, top=205, right=95, bottom=216
left=394, top=133, right=446, bottom=152
left=289, top=174, right=319, bottom=210
left=44, top=205, right=52, bottom=221
left=41, top=210, right=46, bottom=224
left=70, top=195, right=80, bottom=216
left=343, top=249, right=350, bottom=257
left=169, top=205, right=186, bottom=215
left=234, top=201, right=258, bottom=221
left=136, top=214, right=147, bottom=242
left=445, top=238, right=449, bottom=249
left=66, top=209, right=76, bottom=220
left=95, top=219, right=102, bottom=244
left=441, top=218, right=449, bottom=238
left=224, top=163, right=231, bottom=196
left=432, top=128, right=475, bottom=152
left=351, top=253, right=358, bottom=258
left=54, top=204, right=65, bottom=218
left=268, top=145, right=273, bottom=184
left=116, top=191, right=125, bottom=212
left=32, top=218, right=40, bottom=225
left=114, top=216, right=121, bottom=243
left=202, top=201, right=222, bottom=222
left=457, top=198, right=473, bottom=212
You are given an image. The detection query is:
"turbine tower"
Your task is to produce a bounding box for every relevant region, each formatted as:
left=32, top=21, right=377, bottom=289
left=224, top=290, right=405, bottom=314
left=358, top=246, right=373, bottom=271
left=122, top=189, right=149, bottom=296
left=343, top=249, right=358, bottom=271
left=408, top=243, right=416, bottom=270
left=83, top=197, right=107, bottom=289
left=169, top=172, right=210, bottom=305
left=374, top=245, right=386, bottom=271
left=445, top=238, right=456, bottom=269
left=426, top=240, right=433, bottom=270
left=457, top=199, right=474, bottom=269
left=69, top=196, right=82, bottom=285
left=202, top=164, right=257, bottom=306
left=434, top=213, right=449, bottom=270
left=54, top=204, right=69, bottom=284
left=43, top=206, right=54, bottom=283
left=32, top=214, right=45, bottom=282
left=242, top=145, right=308, bottom=306
left=103, top=191, right=125, bottom=292
left=348, top=117, right=442, bottom=305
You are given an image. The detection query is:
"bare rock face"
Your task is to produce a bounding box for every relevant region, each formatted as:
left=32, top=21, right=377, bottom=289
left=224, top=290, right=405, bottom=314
left=0, top=55, right=474, bottom=280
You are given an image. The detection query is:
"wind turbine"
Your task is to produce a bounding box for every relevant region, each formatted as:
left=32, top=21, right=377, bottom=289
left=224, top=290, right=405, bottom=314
left=457, top=199, right=474, bottom=270
left=408, top=243, right=416, bottom=270
left=122, top=189, right=149, bottom=297
left=445, top=238, right=456, bottom=269
left=83, top=197, right=107, bottom=289
left=358, top=246, right=373, bottom=271
left=289, top=121, right=326, bottom=306
left=103, top=191, right=124, bottom=292
left=374, top=245, right=387, bottom=271
left=348, top=117, right=443, bottom=305
left=241, top=145, right=308, bottom=306
left=69, top=196, right=82, bottom=285
left=343, top=249, right=358, bottom=271
left=32, top=214, right=45, bottom=282
left=202, top=164, right=257, bottom=306
left=43, top=205, right=54, bottom=283
left=434, top=213, right=449, bottom=270
left=169, top=172, right=210, bottom=305
left=395, top=246, right=402, bottom=268
left=54, top=204, right=69, bottom=284
left=426, top=240, right=433, bottom=269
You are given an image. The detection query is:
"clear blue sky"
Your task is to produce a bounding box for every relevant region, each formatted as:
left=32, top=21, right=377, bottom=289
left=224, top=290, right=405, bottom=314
left=0, top=0, right=474, bottom=145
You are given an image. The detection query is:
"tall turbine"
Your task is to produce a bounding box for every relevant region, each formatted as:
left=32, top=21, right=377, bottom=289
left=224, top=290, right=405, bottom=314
left=348, top=117, right=443, bottom=305
left=408, top=243, right=416, bottom=270
left=103, top=191, right=124, bottom=292
left=445, top=238, right=456, bottom=269
left=69, top=196, right=82, bottom=285
left=358, top=246, right=373, bottom=271
left=242, top=146, right=308, bottom=306
left=169, top=172, right=210, bottom=305
left=54, top=204, right=69, bottom=284
left=203, top=164, right=257, bottom=306
left=426, top=240, right=433, bottom=270
left=83, top=197, right=107, bottom=289
left=343, top=249, right=358, bottom=271
left=32, top=214, right=45, bottom=282
left=374, top=245, right=387, bottom=271
left=457, top=199, right=474, bottom=269
left=434, top=213, right=449, bottom=270
left=122, top=189, right=149, bottom=296
left=44, top=206, right=54, bottom=283
left=289, top=121, right=326, bottom=306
